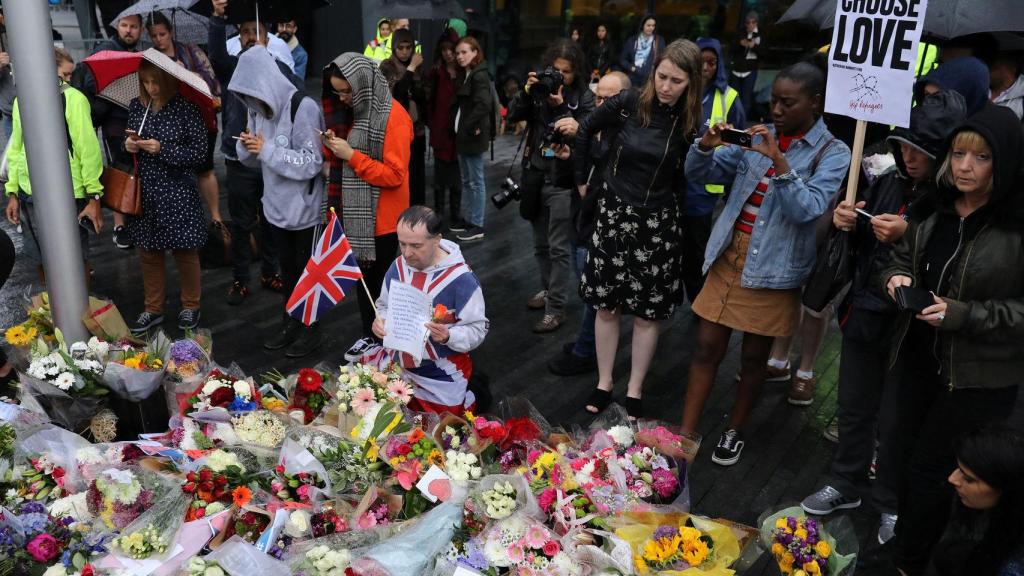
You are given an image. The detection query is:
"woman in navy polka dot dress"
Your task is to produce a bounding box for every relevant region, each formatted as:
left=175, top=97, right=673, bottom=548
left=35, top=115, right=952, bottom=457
left=125, top=60, right=208, bottom=334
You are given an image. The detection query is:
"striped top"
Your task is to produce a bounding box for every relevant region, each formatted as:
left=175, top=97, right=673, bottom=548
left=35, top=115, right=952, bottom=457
left=734, top=133, right=801, bottom=234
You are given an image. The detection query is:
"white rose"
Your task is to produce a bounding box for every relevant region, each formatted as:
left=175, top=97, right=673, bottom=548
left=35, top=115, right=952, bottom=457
left=201, top=381, right=223, bottom=396
left=42, top=565, right=67, bottom=576
left=285, top=509, right=311, bottom=537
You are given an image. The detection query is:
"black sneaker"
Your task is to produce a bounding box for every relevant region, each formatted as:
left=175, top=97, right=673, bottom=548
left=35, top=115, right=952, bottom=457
left=456, top=226, right=485, bottom=242
left=264, top=315, right=302, bottom=351
left=286, top=325, right=322, bottom=358
left=178, top=308, right=201, bottom=330
left=226, top=282, right=249, bottom=306
left=113, top=225, right=133, bottom=249
left=448, top=220, right=469, bottom=233
left=711, top=429, right=744, bottom=466
left=344, top=337, right=381, bottom=363
left=548, top=347, right=597, bottom=376
left=130, top=311, right=164, bottom=335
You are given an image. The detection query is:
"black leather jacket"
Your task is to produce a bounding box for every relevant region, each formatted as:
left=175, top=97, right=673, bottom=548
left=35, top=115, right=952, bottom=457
left=574, top=89, right=690, bottom=209
left=507, top=79, right=595, bottom=189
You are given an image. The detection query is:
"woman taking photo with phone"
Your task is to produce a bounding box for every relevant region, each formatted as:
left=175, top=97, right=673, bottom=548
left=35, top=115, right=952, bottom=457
left=574, top=39, right=702, bottom=420
left=125, top=59, right=208, bottom=335
left=882, top=104, right=1024, bottom=576
left=681, top=61, right=850, bottom=466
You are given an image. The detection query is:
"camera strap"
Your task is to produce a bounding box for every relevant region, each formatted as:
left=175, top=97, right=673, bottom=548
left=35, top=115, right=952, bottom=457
left=506, top=128, right=528, bottom=180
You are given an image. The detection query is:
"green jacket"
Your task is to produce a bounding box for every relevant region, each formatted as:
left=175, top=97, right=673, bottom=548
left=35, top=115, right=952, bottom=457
left=5, top=84, right=104, bottom=199
left=883, top=211, right=1024, bottom=390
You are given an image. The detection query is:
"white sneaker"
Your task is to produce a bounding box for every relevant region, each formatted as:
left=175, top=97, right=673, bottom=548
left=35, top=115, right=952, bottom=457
left=344, top=337, right=381, bottom=363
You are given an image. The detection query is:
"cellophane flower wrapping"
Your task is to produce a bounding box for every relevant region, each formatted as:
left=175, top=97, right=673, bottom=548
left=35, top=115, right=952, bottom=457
left=284, top=523, right=398, bottom=574
left=468, top=474, right=545, bottom=523
left=352, top=498, right=465, bottom=576
left=612, top=511, right=742, bottom=576
left=83, top=464, right=178, bottom=533
left=204, top=535, right=291, bottom=576
left=288, top=427, right=386, bottom=497
left=278, top=437, right=333, bottom=500
left=110, top=487, right=189, bottom=560
left=102, top=331, right=171, bottom=402
left=17, top=372, right=104, bottom=432
left=14, top=424, right=93, bottom=493
left=757, top=506, right=858, bottom=576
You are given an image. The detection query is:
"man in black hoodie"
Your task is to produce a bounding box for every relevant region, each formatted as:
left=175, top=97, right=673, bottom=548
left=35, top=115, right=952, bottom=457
left=209, top=0, right=305, bottom=306
left=800, top=90, right=967, bottom=547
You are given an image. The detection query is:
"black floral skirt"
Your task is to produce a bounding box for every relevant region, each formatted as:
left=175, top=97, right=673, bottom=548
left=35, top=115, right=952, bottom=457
left=580, top=192, right=683, bottom=321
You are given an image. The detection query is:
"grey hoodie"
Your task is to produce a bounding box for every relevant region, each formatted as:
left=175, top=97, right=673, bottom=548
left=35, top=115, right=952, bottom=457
left=993, top=74, right=1024, bottom=122
left=229, top=46, right=324, bottom=231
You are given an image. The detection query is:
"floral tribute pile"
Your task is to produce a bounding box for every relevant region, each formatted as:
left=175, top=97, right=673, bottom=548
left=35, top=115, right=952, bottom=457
left=0, top=317, right=856, bottom=575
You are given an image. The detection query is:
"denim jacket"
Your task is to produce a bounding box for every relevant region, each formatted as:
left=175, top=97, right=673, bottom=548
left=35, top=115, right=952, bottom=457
left=685, top=116, right=851, bottom=289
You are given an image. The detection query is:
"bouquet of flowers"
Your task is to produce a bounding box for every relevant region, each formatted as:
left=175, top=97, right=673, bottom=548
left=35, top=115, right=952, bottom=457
left=617, top=445, right=684, bottom=506
left=4, top=294, right=55, bottom=355
left=263, top=368, right=333, bottom=425
left=634, top=423, right=702, bottom=463
left=19, top=333, right=109, bottom=430
left=170, top=416, right=241, bottom=453
left=759, top=507, right=857, bottom=576
left=16, top=453, right=68, bottom=502
left=614, top=511, right=741, bottom=576
left=102, top=332, right=170, bottom=402
left=351, top=486, right=400, bottom=530
left=85, top=466, right=170, bottom=531
left=264, top=463, right=327, bottom=505
left=434, top=414, right=499, bottom=472
left=293, top=431, right=386, bottom=496
left=184, top=557, right=226, bottom=576
left=292, top=543, right=353, bottom=576
left=381, top=428, right=443, bottom=491
left=110, top=487, right=190, bottom=560
left=183, top=369, right=260, bottom=415
left=226, top=508, right=271, bottom=544
left=166, top=333, right=212, bottom=381
left=333, top=363, right=413, bottom=432
left=182, top=450, right=253, bottom=521
left=231, top=411, right=288, bottom=448
left=0, top=500, right=104, bottom=575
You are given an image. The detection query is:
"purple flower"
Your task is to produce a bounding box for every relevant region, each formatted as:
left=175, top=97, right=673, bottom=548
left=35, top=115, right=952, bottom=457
left=20, top=502, right=45, bottom=515
left=787, top=517, right=798, bottom=530
left=653, top=525, right=680, bottom=540
left=170, top=341, right=203, bottom=363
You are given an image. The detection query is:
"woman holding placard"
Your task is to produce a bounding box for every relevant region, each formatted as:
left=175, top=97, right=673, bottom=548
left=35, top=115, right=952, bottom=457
left=681, top=62, right=851, bottom=467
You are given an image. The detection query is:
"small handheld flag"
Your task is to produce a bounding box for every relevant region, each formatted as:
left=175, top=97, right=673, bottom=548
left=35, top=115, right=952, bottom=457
left=285, top=210, right=363, bottom=326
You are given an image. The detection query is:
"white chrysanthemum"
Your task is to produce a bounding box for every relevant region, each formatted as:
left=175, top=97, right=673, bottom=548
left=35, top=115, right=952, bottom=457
left=232, top=380, right=251, bottom=400
left=76, top=446, right=104, bottom=465
left=48, top=492, right=91, bottom=521
left=607, top=425, right=634, bottom=448
left=204, top=449, right=244, bottom=473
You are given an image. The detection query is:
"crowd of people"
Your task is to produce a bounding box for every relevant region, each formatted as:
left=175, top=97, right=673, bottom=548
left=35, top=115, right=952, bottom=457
left=0, top=5, right=1023, bottom=575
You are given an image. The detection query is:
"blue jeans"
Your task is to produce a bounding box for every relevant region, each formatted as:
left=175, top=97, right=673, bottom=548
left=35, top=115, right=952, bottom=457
left=571, top=243, right=596, bottom=358
left=458, top=152, right=486, bottom=228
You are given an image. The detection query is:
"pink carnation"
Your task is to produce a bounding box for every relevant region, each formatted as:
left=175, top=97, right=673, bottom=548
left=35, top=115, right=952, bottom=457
left=651, top=468, right=679, bottom=499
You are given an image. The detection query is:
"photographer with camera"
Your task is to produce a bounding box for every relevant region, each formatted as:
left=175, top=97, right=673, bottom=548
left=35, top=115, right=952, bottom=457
left=505, top=38, right=595, bottom=334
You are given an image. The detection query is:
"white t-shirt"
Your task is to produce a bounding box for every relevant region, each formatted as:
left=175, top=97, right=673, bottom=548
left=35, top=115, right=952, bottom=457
left=226, top=32, right=295, bottom=73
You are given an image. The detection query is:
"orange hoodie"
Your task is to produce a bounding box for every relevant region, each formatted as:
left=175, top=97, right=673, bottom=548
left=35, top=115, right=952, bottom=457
left=347, top=100, right=413, bottom=237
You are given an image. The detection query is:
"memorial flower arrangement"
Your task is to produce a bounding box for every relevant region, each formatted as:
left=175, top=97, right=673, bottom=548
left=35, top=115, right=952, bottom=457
left=0, top=501, right=79, bottom=574
left=18, top=454, right=67, bottom=502
left=381, top=428, right=443, bottom=490
left=760, top=507, right=857, bottom=576
left=293, top=544, right=353, bottom=576
left=334, top=362, right=412, bottom=416
left=617, top=445, right=682, bottom=504
left=265, top=463, right=326, bottom=504
left=289, top=368, right=333, bottom=424
left=109, top=350, right=163, bottom=372
left=231, top=411, right=286, bottom=447
left=184, top=370, right=260, bottom=414
left=185, top=557, right=226, bottom=576
left=24, top=336, right=107, bottom=397
left=85, top=468, right=152, bottom=531
left=166, top=337, right=210, bottom=380
left=182, top=451, right=252, bottom=521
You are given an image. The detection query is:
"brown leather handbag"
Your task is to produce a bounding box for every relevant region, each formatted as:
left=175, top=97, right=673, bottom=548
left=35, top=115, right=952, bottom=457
left=101, top=154, right=141, bottom=216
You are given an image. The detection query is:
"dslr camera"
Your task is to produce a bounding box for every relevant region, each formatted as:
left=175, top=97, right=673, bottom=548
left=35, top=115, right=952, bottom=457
left=531, top=66, right=564, bottom=105
left=491, top=177, right=521, bottom=210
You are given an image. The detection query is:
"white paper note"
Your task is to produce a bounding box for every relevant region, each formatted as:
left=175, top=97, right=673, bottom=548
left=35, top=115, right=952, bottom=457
left=383, top=281, right=432, bottom=365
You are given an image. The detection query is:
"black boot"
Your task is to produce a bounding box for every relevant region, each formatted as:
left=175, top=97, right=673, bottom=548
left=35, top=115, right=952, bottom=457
left=450, top=186, right=462, bottom=225
left=264, top=314, right=302, bottom=351
left=285, top=323, right=322, bottom=358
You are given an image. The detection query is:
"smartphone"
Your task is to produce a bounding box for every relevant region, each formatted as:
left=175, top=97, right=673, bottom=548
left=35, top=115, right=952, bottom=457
left=855, top=208, right=875, bottom=219
left=124, top=129, right=138, bottom=139
left=894, top=286, right=935, bottom=314
left=720, top=128, right=752, bottom=147
left=79, top=216, right=92, bottom=232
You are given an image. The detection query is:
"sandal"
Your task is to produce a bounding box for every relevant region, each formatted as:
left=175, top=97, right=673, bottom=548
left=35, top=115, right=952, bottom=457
left=624, top=396, right=643, bottom=420
left=584, top=387, right=612, bottom=414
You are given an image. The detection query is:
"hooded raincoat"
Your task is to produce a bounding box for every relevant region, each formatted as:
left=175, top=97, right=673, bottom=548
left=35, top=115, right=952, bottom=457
left=229, top=46, right=324, bottom=231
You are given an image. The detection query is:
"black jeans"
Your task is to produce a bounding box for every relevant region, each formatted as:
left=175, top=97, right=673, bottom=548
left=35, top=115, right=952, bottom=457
left=269, top=224, right=316, bottom=305
left=892, top=360, right=1019, bottom=575
left=357, top=233, right=400, bottom=337
left=433, top=158, right=462, bottom=223
left=410, top=134, right=426, bottom=207
left=681, top=213, right=713, bottom=303
left=226, top=160, right=279, bottom=284
left=830, top=308, right=900, bottom=512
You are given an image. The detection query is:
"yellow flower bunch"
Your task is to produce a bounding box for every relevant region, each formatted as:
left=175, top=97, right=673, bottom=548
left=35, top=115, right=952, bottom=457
left=262, top=397, right=286, bottom=411
left=121, top=352, right=163, bottom=371
left=5, top=324, right=37, bottom=347
left=639, top=524, right=711, bottom=570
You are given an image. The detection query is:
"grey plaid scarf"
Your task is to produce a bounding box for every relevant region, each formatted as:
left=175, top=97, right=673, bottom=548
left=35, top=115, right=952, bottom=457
left=333, top=53, right=393, bottom=261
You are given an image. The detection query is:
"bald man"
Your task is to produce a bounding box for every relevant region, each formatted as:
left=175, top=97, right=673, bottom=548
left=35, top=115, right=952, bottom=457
left=548, top=71, right=630, bottom=376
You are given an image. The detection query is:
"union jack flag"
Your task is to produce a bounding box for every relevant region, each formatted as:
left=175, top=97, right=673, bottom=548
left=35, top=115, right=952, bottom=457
left=286, top=211, right=363, bottom=326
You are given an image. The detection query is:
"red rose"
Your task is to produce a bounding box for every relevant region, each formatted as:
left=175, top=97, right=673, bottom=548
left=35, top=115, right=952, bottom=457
left=208, top=386, right=234, bottom=407
left=82, top=566, right=95, bottom=576
left=182, top=482, right=197, bottom=494
left=200, top=481, right=214, bottom=493
left=397, top=444, right=412, bottom=456
left=214, top=475, right=228, bottom=486
left=297, top=369, right=323, bottom=394
left=199, top=469, right=213, bottom=482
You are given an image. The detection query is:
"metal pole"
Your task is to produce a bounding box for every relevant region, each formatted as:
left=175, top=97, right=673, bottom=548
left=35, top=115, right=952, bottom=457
left=5, top=0, right=89, bottom=343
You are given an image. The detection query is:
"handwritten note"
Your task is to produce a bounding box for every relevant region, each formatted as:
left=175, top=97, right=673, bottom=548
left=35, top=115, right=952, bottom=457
left=384, top=281, right=432, bottom=365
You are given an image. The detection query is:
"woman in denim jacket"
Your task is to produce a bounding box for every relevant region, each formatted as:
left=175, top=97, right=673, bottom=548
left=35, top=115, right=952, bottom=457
left=681, top=62, right=850, bottom=466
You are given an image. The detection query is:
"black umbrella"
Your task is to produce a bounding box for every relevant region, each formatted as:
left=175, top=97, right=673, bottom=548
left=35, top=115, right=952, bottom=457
left=777, top=0, right=1024, bottom=39
left=368, top=0, right=465, bottom=23
left=191, top=0, right=330, bottom=24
